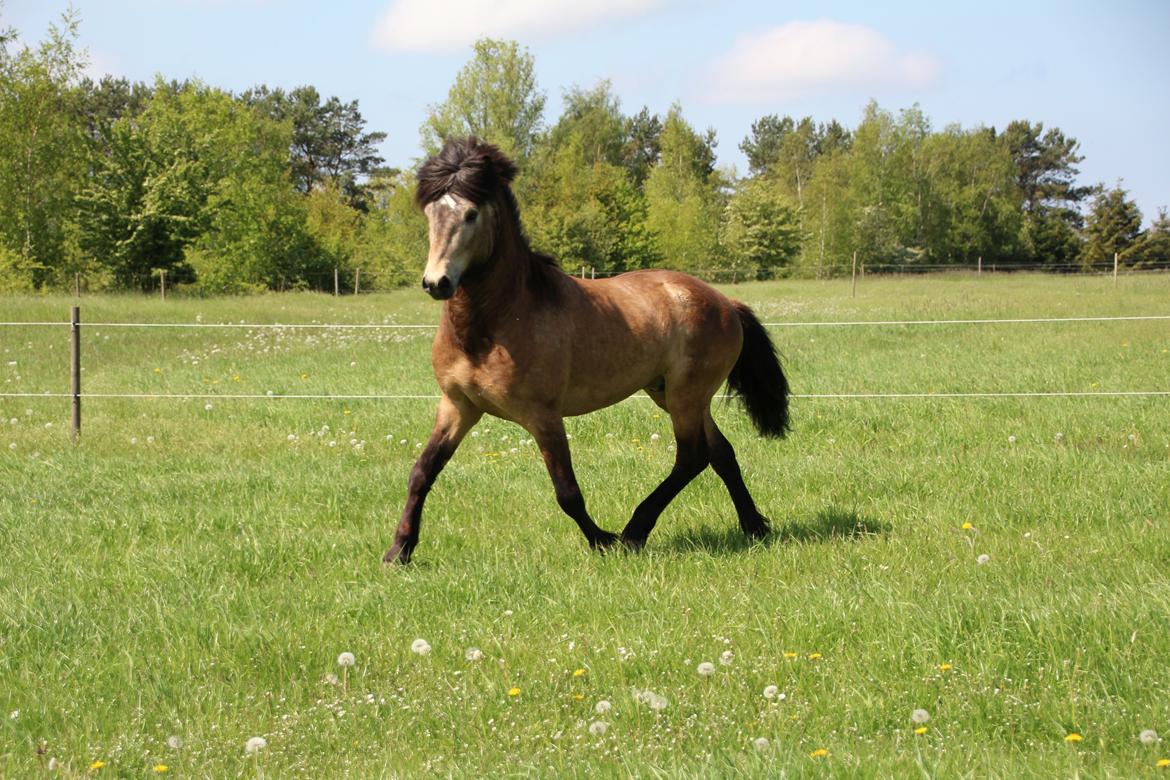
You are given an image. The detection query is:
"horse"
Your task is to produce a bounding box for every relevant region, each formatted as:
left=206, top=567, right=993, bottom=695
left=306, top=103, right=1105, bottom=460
left=384, top=136, right=790, bottom=564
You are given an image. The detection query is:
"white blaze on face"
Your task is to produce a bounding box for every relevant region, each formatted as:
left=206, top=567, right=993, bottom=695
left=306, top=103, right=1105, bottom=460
left=422, top=192, right=490, bottom=296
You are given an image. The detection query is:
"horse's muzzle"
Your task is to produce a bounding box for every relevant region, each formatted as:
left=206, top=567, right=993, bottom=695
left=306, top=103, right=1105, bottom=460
left=422, top=275, right=454, bottom=300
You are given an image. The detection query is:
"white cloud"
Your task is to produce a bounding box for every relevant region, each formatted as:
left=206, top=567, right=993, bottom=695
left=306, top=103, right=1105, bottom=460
left=372, top=0, right=667, bottom=53
left=704, top=19, right=941, bottom=103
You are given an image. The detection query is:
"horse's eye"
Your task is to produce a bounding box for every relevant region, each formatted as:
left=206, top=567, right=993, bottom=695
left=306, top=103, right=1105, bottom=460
left=465, top=209, right=479, bottom=223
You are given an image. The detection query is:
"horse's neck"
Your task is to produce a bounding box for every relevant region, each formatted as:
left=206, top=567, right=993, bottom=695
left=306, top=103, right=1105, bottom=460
left=442, top=216, right=540, bottom=355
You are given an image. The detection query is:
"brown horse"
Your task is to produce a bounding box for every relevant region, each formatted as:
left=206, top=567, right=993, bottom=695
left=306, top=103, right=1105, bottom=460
left=384, top=137, right=790, bottom=564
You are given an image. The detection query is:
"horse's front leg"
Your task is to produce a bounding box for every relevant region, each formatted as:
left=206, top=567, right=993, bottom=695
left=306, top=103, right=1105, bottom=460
left=384, top=393, right=481, bottom=565
left=529, top=417, right=619, bottom=551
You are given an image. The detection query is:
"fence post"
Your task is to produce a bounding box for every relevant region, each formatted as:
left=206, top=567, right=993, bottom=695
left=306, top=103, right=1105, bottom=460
left=978, top=256, right=983, bottom=275
left=70, top=306, right=81, bottom=440
left=160, top=269, right=167, bottom=301
left=355, top=267, right=361, bottom=295
left=1113, top=252, right=1119, bottom=286
left=591, top=266, right=595, bottom=280
left=334, top=267, right=339, bottom=297
left=851, top=250, right=858, bottom=298
left=74, top=272, right=81, bottom=298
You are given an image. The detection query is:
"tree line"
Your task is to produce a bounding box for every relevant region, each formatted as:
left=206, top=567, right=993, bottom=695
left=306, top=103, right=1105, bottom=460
left=1, top=14, right=1167, bottom=294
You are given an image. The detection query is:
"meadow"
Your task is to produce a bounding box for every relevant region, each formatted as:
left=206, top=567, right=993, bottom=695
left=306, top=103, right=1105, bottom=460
left=1, top=273, right=1169, bottom=778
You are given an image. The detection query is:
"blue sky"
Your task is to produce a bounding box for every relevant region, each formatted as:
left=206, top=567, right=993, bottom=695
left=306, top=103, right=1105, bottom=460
left=6, top=0, right=1169, bottom=223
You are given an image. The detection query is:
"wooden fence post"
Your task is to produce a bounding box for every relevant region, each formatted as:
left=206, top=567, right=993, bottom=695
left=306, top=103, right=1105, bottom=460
left=355, top=268, right=361, bottom=295
left=70, top=306, right=81, bottom=440
left=334, top=267, right=339, bottom=297
left=1113, top=252, right=1119, bottom=286
left=160, top=269, right=167, bottom=301
left=74, top=272, right=81, bottom=298
left=978, top=256, right=983, bottom=275
left=851, top=250, right=858, bottom=298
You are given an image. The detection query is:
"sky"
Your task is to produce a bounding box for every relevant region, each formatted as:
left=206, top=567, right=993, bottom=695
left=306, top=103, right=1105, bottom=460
left=5, top=0, right=1170, bottom=224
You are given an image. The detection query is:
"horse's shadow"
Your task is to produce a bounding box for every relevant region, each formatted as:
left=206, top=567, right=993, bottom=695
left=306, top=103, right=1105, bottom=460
left=662, top=507, right=889, bottom=555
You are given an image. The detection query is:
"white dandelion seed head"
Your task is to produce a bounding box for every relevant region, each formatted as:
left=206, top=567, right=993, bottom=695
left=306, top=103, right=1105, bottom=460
left=650, top=433, right=660, bottom=441
left=753, top=736, right=770, bottom=751
left=649, top=694, right=668, bottom=711
left=588, top=720, right=608, bottom=736
left=8, top=709, right=17, bottom=719
left=977, top=553, right=990, bottom=565
left=763, top=684, right=780, bottom=700
left=47, top=757, right=58, bottom=770
left=697, top=661, right=716, bottom=677
left=720, top=650, right=734, bottom=666
left=1054, top=432, right=1064, bottom=441
left=166, top=735, right=182, bottom=750
left=1139, top=729, right=1159, bottom=744
left=911, top=708, right=930, bottom=724
left=146, top=436, right=155, bottom=444
left=465, top=647, right=484, bottom=662
left=245, top=736, right=266, bottom=754
left=411, top=638, right=431, bottom=655
left=595, top=700, right=612, bottom=715
left=503, top=609, right=513, bottom=617
left=204, top=403, right=213, bottom=411
left=1008, top=435, right=1017, bottom=444
left=129, top=436, right=138, bottom=445
left=8, top=443, right=15, bottom=451
left=324, top=672, right=339, bottom=686
left=337, top=652, right=355, bottom=667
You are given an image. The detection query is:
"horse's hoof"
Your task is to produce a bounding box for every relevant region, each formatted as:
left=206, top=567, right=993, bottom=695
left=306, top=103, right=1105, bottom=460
left=620, top=534, right=647, bottom=552
left=383, top=543, right=413, bottom=565
left=590, top=530, right=620, bottom=552
left=742, top=515, right=771, bottom=540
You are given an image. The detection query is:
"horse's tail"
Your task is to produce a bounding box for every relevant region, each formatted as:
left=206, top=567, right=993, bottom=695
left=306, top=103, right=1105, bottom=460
left=727, top=301, right=790, bottom=438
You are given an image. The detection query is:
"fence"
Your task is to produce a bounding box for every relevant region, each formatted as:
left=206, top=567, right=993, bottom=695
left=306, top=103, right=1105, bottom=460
left=2, top=307, right=1168, bottom=439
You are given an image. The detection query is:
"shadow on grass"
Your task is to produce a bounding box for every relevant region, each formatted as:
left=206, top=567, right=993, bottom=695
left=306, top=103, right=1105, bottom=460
left=662, top=507, right=890, bottom=555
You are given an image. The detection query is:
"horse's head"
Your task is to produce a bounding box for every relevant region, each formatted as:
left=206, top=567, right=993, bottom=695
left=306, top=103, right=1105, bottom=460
left=415, top=137, right=517, bottom=300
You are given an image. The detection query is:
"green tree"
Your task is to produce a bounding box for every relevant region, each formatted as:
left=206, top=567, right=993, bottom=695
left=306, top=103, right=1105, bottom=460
left=1131, top=208, right=1170, bottom=269
left=644, top=106, right=722, bottom=273
left=357, top=171, right=428, bottom=289
left=722, top=176, right=802, bottom=278
left=0, top=9, right=88, bottom=288
left=420, top=38, right=546, bottom=165
left=620, top=106, right=662, bottom=186
left=1081, top=184, right=1143, bottom=268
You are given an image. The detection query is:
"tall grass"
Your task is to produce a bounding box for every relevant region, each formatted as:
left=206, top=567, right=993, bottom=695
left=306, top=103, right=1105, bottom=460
left=1, top=273, right=1168, bottom=777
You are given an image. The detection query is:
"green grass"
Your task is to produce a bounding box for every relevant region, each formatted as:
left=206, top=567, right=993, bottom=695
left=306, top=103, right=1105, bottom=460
left=2, top=273, right=1169, bottom=778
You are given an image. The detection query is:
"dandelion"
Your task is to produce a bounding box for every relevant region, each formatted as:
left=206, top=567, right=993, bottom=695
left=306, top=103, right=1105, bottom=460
left=589, top=720, right=608, bottom=736
left=915, top=726, right=928, bottom=735
left=1140, top=730, right=1159, bottom=745
left=650, top=693, right=668, bottom=711
left=911, top=708, right=930, bottom=724
left=1064, top=732, right=1083, bottom=743
left=48, top=757, right=58, bottom=771
left=324, top=672, right=339, bottom=686
left=573, top=668, right=586, bottom=678
left=337, top=652, right=355, bottom=667
left=753, top=737, right=770, bottom=751
left=1054, top=432, right=1064, bottom=443
left=153, top=764, right=168, bottom=773
left=783, top=652, right=798, bottom=659
left=1008, top=435, right=1017, bottom=444
left=411, top=639, right=431, bottom=656
left=88, top=759, right=106, bottom=772
left=465, top=647, right=484, bottom=662
left=810, top=748, right=829, bottom=758
left=572, top=693, right=585, bottom=701
left=8, top=709, right=17, bottom=719
left=245, top=736, right=267, bottom=754
left=808, top=652, right=822, bottom=660
left=939, top=663, right=953, bottom=672
left=650, top=433, right=660, bottom=441
left=720, top=650, right=734, bottom=666
left=1157, top=758, right=1170, bottom=767
left=697, top=661, right=715, bottom=677
left=166, top=736, right=182, bottom=750
left=763, top=685, right=780, bottom=699
left=595, top=700, right=612, bottom=715
left=204, top=403, right=213, bottom=411
left=508, top=687, right=521, bottom=697
left=961, top=522, right=974, bottom=530
left=977, top=553, right=990, bottom=565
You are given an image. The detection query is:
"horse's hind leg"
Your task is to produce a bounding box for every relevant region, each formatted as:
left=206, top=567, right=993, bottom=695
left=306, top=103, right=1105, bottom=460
left=384, top=393, right=481, bottom=565
left=703, top=411, right=770, bottom=539
left=529, top=416, right=619, bottom=551
left=620, top=403, right=710, bottom=549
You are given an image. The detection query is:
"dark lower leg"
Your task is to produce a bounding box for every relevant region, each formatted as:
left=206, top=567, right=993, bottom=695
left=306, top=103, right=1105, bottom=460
left=706, top=422, right=770, bottom=537
left=533, top=422, right=617, bottom=549
left=621, top=434, right=708, bottom=547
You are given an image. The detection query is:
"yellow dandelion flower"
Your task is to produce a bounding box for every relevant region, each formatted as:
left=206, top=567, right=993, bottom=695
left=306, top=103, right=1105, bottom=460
left=508, top=687, right=521, bottom=697
left=783, top=652, right=798, bottom=659
left=344, top=409, right=352, bottom=415
left=89, top=760, right=106, bottom=772
left=1156, top=758, right=1170, bottom=767
left=233, top=375, right=241, bottom=382
left=153, top=367, right=162, bottom=374
left=808, top=652, right=822, bottom=660
left=153, top=764, right=169, bottom=773
left=573, top=668, right=586, bottom=678
left=573, top=694, right=585, bottom=701
left=914, top=726, right=928, bottom=735
left=939, top=663, right=953, bottom=671
left=810, top=748, right=829, bottom=758
left=961, top=522, right=974, bottom=530
left=1065, top=733, right=1083, bottom=743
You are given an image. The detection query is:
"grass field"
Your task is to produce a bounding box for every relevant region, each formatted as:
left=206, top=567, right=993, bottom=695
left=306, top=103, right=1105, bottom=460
left=2, top=273, right=1169, bottom=778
